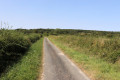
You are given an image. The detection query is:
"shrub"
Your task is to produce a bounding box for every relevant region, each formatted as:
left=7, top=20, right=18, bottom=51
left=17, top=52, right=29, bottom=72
left=0, top=29, right=41, bottom=75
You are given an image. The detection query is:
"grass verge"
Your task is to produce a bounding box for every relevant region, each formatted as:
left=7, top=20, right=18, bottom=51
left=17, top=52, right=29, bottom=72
left=49, top=37, right=120, bottom=80
left=0, top=38, right=43, bottom=80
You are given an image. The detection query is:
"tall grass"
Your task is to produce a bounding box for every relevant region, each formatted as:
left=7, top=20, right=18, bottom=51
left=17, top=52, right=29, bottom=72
left=49, top=35, right=120, bottom=63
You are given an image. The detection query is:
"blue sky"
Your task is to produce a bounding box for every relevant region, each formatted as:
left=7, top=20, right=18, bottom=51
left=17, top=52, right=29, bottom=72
left=0, top=0, right=120, bottom=31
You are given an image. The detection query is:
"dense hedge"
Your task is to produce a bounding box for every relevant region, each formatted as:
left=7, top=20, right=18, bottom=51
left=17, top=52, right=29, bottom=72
left=0, top=30, right=41, bottom=75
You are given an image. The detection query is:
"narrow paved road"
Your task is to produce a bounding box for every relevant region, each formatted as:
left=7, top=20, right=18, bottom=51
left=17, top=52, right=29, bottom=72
left=42, top=38, right=90, bottom=80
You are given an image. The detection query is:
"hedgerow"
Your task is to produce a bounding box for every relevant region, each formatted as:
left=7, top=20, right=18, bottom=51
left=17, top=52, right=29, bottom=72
left=0, top=29, right=41, bottom=75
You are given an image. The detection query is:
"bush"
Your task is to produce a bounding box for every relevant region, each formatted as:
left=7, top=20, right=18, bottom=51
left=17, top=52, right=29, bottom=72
left=0, top=29, right=41, bottom=75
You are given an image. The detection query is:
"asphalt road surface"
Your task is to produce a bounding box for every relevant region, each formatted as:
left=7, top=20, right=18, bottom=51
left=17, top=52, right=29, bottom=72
left=42, top=38, right=90, bottom=80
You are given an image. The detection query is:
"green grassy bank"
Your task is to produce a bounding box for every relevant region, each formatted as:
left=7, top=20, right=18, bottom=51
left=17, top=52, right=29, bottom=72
left=49, top=36, right=120, bottom=80
left=0, top=38, right=43, bottom=80
left=0, top=30, right=41, bottom=74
